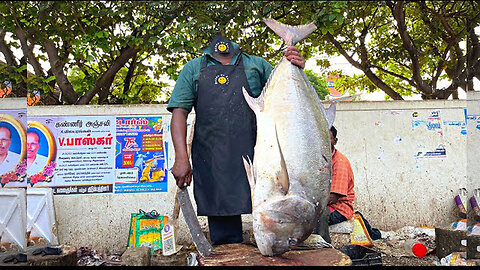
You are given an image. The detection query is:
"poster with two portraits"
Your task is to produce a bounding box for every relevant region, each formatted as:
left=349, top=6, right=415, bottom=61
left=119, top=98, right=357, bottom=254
left=0, top=112, right=117, bottom=192
left=1, top=112, right=169, bottom=195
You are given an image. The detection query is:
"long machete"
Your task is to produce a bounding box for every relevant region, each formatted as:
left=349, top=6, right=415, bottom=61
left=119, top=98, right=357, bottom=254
left=172, top=117, right=213, bottom=257
left=177, top=186, right=213, bottom=257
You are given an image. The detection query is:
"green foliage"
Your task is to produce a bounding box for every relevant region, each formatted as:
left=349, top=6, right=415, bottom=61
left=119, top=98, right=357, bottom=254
left=307, top=1, right=479, bottom=99
left=0, top=63, right=26, bottom=97
left=1, top=1, right=477, bottom=104
left=304, top=69, right=329, bottom=100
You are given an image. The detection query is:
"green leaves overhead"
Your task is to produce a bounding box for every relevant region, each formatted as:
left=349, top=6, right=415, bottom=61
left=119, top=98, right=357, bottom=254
left=305, top=69, right=329, bottom=100
left=309, top=0, right=479, bottom=100
left=0, top=1, right=477, bottom=104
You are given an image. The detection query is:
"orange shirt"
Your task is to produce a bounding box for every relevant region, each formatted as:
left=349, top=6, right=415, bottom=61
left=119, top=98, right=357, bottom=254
left=329, top=148, right=355, bottom=219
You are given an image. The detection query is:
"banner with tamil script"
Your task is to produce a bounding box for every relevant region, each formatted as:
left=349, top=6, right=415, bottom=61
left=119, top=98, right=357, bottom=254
left=27, top=116, right=116, bottom=195
left=115, top=116, right=168, bottom=193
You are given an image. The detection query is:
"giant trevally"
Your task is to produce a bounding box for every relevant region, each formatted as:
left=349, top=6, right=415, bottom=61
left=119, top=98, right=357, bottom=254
left=242, top=18, right=336, bottom=256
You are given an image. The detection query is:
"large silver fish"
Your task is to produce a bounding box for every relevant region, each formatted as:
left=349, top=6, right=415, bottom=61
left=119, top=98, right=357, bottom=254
left=242, top=18, right=336, bottom=256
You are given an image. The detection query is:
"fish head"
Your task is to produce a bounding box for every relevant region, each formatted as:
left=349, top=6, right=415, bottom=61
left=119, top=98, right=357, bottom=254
left=253, top=195, right=316, bottom=256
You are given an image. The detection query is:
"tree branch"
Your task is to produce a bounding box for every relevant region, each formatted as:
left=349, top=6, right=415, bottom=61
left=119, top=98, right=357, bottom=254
left=325, top=32, right=404, bottom=100
left=371, top=64, right=415, bottom=85
left=77, top=45, right=138, bottom=104
left=77, top=1, right=187, bottom=105
left=467, top=25, right=480, bottom=68
left=43, top=38, right=79, bottom=104
left=419, top=1, right=465, bottom=80
left=13, top=24, right=45, bottom=77
left=391, top=1, right=433, bottom=97
left=417, top=2, right=459, bottom=88
left=0, top=29, right=18, bottom=66
left=121, top=51, right=137, bottom=101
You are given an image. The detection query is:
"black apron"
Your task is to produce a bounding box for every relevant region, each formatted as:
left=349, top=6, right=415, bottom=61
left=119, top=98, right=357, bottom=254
left=192, top=53, right=256, bottom=216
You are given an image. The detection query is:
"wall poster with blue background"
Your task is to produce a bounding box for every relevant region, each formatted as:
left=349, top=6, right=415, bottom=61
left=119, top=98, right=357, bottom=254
left=115, top=116, right=168, bottom=193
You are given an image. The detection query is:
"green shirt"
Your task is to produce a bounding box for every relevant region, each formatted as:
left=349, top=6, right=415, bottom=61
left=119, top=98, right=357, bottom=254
left=167, top=42, right=273, bottom=113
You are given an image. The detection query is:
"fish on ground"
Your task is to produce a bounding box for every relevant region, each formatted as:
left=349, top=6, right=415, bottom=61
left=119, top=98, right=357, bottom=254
left=242, top=18, right=336, bottom=256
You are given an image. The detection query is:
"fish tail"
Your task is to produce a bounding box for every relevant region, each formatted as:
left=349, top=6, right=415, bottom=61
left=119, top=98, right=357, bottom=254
left=263, top=18, right=317, bottom=46
left=242, top=86, right=264, bottom=114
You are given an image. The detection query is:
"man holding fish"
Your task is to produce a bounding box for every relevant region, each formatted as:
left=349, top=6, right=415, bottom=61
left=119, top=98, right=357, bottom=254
left=168, top=33, right=306, bottom=246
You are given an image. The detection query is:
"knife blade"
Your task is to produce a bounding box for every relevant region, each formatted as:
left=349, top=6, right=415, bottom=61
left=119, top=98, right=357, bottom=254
left=177, top=186, right=213, bottom=257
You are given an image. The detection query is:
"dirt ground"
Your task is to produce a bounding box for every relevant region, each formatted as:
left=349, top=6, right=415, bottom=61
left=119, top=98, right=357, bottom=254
left=70, top=226, right=480, bottom=266
left=72, top=240, right=440, bottom=266
left=381, top=255, right=437, bottom=266
left=21, top=240, right=474, bottom=266
left=370, top=240, right=438, bottom=266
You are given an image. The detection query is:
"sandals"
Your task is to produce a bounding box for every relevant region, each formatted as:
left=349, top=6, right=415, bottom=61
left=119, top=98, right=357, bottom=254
left=32, top=246, right=62, bottom=256
left=2, top=253, right=27, bottom=264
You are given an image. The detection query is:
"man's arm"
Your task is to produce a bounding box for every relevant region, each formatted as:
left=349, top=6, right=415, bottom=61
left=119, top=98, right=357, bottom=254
left=328, top=192, right=344, bottom=205
left=170, top=108, right=192, bottom=187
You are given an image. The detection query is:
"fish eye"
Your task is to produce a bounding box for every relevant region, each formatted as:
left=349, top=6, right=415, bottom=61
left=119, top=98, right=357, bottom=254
left=288, top=238, right=298, bottom=247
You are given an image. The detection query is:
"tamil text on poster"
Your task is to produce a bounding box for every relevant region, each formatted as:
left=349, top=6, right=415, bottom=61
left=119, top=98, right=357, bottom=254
left=27, top=116, right=116, bottom=195
left=115, top=116, right=168, bottom=193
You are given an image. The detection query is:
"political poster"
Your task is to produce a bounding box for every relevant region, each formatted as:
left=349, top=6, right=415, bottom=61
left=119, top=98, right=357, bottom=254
left=27, top=116, right=116, bottom=195
left=115, top=116, right=168, bottom=194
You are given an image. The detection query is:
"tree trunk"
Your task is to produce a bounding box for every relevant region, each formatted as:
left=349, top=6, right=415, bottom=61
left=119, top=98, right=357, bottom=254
left=14, top=26, right=45, bottom=77
left=0, top=30, right=17, bottom=66
left=43, top=39, right=79, bottom=104
left=391, top=1, right=434, bottom=97
left=121, top=52, right=138, bottom=103
left=77, top=46, right=138, bottom=105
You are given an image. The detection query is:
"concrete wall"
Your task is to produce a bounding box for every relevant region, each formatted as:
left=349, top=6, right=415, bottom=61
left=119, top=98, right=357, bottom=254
left=27, top=104, right=201, bottom=253
left=467, top=92, right=480, bottom=226
left=0, top=97, right=26, bottom=109
left=333, top=100, right=468, bottom=231
left=25, top=98, right=477, bottom=252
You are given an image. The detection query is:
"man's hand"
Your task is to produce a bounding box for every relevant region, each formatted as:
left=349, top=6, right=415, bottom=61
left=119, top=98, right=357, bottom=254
left=172, top=157, right=192, bottom=188
left=328, top=193, right=342, bottom=205
left=283, top=46, right=306, bottom=69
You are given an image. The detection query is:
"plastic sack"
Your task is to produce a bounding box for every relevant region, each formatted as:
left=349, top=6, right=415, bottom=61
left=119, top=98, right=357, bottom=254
left=438, top=252, right=467, bottom=266
left=451, top=219, right=467, bottom=231
left=350, top=213, right=374, bottom=247
left=467, top=224, right=480, bottom=236
left=127, top=209, right=168, bottom=252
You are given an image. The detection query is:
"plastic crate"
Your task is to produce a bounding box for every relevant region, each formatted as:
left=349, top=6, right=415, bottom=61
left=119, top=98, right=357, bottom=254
left=339, top=244, right=383, bottom=266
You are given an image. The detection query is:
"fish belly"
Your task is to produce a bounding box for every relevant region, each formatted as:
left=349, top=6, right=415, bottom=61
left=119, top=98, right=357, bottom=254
left=263, top=59, right=331, bottom=217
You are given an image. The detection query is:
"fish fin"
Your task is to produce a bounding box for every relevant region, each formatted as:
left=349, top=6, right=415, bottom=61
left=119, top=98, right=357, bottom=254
left=242, top=155, right=256, bottom=192
left=263, top=18, right=317, bottom=46
left=274, top=123, right=289, bottom=195
left=325, top=101, right=336, bottom=128
left=242, top=86, right=264, bottom=113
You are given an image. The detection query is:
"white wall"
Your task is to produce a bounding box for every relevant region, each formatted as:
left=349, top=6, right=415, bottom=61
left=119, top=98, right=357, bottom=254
left=0, top=97, right=26, bottom=109
left=333, top=100, right=468, bottom=230
left=467, top=92, right=480, bottom=225
left=24, top=98, right=477, bottom=251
